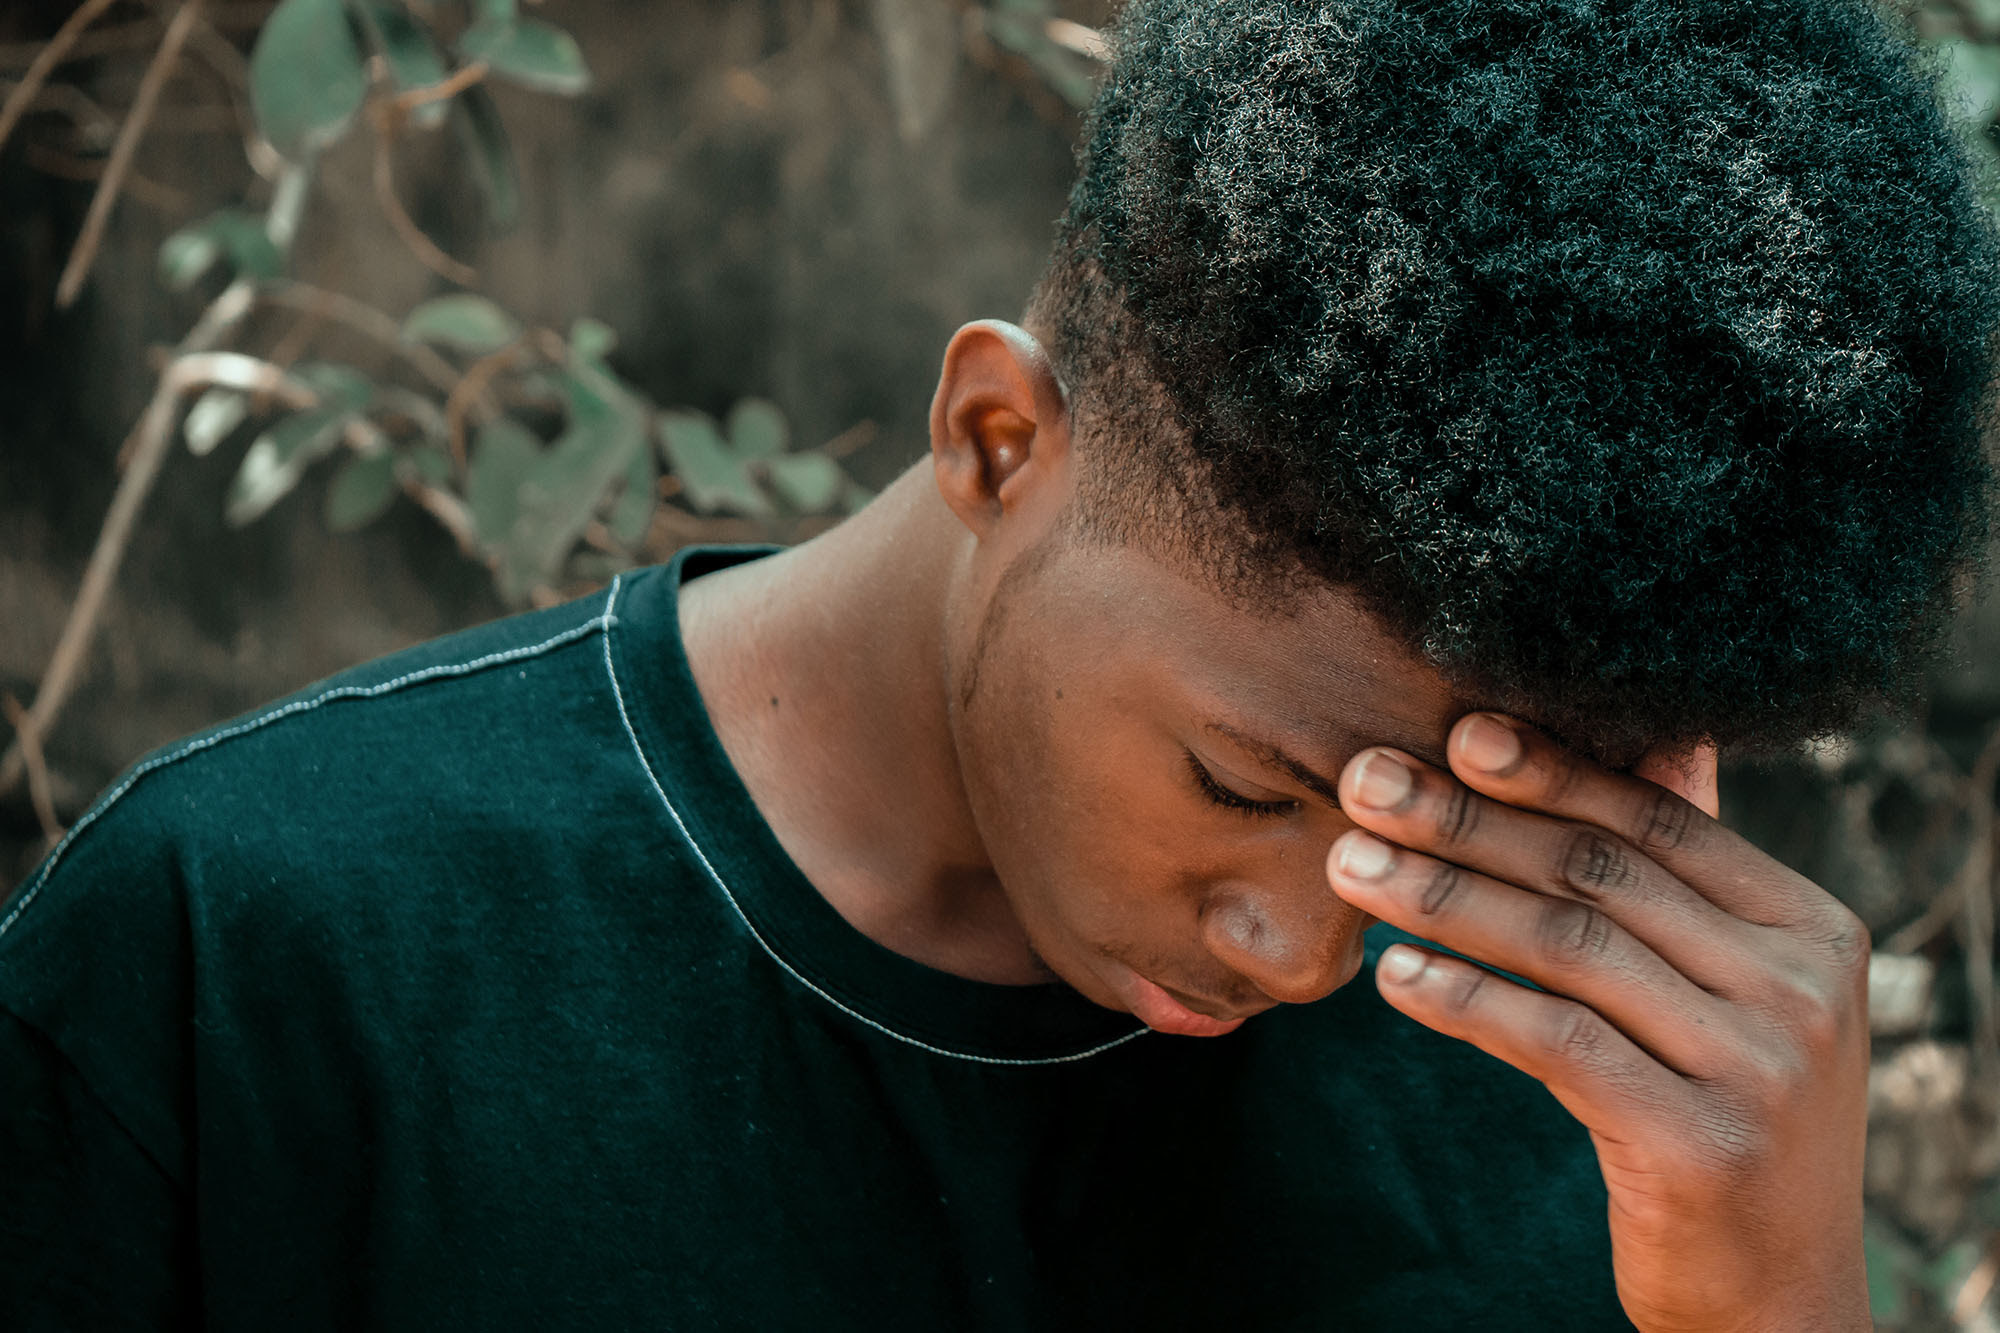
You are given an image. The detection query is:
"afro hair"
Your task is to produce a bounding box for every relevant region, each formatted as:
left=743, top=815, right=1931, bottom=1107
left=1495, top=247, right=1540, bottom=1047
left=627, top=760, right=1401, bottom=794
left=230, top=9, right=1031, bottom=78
left=1029, top=0, right=2000, bottom=763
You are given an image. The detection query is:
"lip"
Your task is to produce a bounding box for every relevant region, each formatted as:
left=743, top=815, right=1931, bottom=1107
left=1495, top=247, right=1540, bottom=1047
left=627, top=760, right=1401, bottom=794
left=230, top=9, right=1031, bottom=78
left=1117, top=969, right=1251, bottom=1038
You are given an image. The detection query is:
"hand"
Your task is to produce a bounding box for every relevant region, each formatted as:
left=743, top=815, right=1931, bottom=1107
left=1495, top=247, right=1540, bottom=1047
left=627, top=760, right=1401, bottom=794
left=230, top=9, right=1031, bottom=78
left=1324, top=714, right=1871, bottom=1333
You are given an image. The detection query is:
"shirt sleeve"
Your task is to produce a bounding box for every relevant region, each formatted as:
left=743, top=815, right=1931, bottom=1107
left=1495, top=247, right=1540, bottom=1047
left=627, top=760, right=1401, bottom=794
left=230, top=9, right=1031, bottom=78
left=0, top=1006, right=194, bottom=1331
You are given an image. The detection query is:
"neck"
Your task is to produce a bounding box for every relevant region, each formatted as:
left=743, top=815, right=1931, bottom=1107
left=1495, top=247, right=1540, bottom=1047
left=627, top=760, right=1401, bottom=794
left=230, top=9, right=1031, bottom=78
left=677, top=463, right=1054, bottom=985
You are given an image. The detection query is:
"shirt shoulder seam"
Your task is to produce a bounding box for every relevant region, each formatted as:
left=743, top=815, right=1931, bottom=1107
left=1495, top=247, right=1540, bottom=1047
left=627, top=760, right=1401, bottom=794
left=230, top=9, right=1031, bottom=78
left=0, top=584, right=623, bottom=941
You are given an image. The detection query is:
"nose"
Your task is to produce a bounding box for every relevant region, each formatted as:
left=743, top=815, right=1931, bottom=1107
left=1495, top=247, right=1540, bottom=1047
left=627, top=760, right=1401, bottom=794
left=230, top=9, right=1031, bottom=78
left=1199, top=877, right=1373, bottom=1007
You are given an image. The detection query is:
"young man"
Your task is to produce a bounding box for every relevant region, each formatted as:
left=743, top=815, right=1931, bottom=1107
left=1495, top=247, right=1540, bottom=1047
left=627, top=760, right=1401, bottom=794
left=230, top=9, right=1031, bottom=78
left=5, top=0, right=1997, bottom=1327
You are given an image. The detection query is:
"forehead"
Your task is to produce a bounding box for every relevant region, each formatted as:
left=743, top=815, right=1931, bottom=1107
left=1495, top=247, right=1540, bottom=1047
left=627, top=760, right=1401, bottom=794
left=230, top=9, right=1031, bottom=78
left=1036, top=538, right=1471, bottom=768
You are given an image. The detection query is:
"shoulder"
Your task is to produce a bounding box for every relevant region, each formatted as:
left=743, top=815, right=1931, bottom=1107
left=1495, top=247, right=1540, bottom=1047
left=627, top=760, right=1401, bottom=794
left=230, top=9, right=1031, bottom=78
left=1, top=571, right=667, bottom=949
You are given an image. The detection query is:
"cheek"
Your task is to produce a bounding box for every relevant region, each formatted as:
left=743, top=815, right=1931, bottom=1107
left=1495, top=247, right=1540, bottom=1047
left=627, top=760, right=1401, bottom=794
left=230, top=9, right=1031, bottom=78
left=956, top=679, right=1197, bottom=931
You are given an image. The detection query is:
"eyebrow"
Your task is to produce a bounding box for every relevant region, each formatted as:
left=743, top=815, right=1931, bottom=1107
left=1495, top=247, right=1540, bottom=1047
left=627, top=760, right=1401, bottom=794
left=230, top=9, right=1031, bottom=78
left=1202, top=720, right=1450, bottom=808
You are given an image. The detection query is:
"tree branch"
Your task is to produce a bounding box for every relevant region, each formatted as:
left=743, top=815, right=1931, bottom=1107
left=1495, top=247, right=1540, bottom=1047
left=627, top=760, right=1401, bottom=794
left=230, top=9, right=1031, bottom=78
left=2, top=694, right=64, bottom=850
left=55, top=0, right=206, bottom=310
left=0, top=0, right=122, bottom=156
left=0, top=282, right=261, bottom=799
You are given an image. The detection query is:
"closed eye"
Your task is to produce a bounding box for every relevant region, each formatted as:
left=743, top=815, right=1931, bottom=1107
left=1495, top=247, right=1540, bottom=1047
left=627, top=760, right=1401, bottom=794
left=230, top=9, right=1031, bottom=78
left=1183, top=749, right=1299, bottom=819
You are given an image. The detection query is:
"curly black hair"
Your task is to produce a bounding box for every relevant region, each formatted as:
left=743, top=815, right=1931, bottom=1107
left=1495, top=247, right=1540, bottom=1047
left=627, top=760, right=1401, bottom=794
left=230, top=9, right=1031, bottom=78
left=1028, top=0, right=2000, bottom=763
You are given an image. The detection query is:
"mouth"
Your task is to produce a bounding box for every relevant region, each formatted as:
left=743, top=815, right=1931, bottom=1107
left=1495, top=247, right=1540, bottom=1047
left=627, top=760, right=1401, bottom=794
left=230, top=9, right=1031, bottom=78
left=1116, top=969, right=1258, bottom=1037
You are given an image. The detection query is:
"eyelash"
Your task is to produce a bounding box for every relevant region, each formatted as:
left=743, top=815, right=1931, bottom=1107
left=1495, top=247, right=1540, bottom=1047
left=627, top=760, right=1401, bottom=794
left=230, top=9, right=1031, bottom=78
left=1183, top=750, right=1298, bottom=819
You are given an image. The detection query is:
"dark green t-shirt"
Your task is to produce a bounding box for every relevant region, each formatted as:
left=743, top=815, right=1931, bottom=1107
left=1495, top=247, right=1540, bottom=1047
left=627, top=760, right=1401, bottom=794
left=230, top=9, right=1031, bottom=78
left=0, top=546, right=1632, bottom=1331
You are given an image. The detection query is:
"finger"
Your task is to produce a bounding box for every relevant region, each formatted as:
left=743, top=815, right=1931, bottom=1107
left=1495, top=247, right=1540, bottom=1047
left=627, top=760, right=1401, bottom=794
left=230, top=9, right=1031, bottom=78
left=1338, top=743, right=1776, bottom=996
left=1329, top=831, right=1738, bottom=1078
left=1633, top=740, right=1719, bottom=819
left=1371, top=942, right=1699, bottom=1141
left=1443, top=714, right=1861, bottom=950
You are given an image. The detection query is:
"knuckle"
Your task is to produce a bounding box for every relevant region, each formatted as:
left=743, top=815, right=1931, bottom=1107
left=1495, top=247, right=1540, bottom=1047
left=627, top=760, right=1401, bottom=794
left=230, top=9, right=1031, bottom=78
left=1540, top=1000, right=1611, bottom=1065
left=1535, top=898, right=1616, bottom=970
left=1559, top=829, right=1640, bottom=900
left=1816, top=905, right=1872, bottom=975
left=1759, top=958, right=1854, bottom=1053
left=1416, top=862, right=1466, bottom=916
left=1429, top=781, right=1480, bottom=846
left=1632, top=785, right=1698, bottom=855
left=1442, top=965, right=1489, bottom=1018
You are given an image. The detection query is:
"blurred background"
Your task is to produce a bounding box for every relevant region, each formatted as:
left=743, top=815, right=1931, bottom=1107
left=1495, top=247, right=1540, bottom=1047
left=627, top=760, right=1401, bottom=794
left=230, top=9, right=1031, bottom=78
left=2, top=0, right=1999, bottom=1325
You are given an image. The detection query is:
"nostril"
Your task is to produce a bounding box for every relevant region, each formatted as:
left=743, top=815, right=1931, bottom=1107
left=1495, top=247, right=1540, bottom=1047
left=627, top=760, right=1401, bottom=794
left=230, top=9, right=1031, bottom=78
left=1202, top=894, right=1367, bottom=1006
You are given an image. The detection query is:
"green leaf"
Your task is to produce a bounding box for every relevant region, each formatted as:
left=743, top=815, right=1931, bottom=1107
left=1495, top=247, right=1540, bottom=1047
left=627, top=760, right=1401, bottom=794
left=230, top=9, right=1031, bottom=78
left=158, top=210, right=281, bottom=290
left=657, top=411, right=774, bottom=517
left=453, top=83, right=520, bottom=231
left=325, top=451, right=400, bottom=531
left=183, top=388, right=248, bottom=457
left=249, top=0, right=369, bottom=160
left=354, top=2, right=452, bottom=130
left=726, top=397, right=788, bottom=459
left=609, top=429, right=657, bottom=547
left=402, top=294, right=522, bottom=354
left=765, top=452, right=842, bottom=512
left=499, top=376, right=645, bottom=600
left=293, top=361, right=374, bottom=412
left=158, top=229, right=220, bottom=289
left=458, top=17, right=591, bottom=96
left=225, top=406, right=350, bottom=526
left=467, top=416, right=542, bottom=546
left=568, top=316, right=618, bottom=364
left=470, top=0, right=517, bottom=22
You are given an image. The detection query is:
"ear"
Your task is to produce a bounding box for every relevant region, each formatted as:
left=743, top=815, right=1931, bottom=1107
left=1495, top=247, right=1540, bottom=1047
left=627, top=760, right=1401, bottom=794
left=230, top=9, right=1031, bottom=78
left=1632, top=740, right=1721, bottom=819
left=928, top=320, right=1071, bottom=537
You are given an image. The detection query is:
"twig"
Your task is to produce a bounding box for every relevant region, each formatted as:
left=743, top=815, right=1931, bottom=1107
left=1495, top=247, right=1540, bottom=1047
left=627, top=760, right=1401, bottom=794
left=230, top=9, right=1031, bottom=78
left=24, top=142, right=190, bottom=211
left=401, top=479, right=481, bottom=556
left=261, top=282, right=329, bottom=383
left=369, top=120, right=477, bottom=285
left=0, top=0, right=123, bottom=155
left=0, top=280, right=260, bottom=799
left=0, top=77, right=118, bottom=145
left=55, top=0, right=206, bottom=310
left=2, top=694, right=64, bottom=850
left=0, top=4, right=270, bottom=69
left=1044, top=18, right=1108, bottom=61
left=391, top=59, right=485, bottom=118
left=820, top=418, right=879, bottom=461
left=182, top=14, right=247, bottom=91
left=445, top=338, right=524, bottom=471
left=254, top=282, right=472, bottom=399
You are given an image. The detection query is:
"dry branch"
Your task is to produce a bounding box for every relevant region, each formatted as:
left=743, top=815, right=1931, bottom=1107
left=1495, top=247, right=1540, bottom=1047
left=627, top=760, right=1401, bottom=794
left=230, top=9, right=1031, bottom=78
left=2, top=694, right=64, bottom=849
left=0, top=282, right=262, bottom=799
left=0, top=0, right=122, bottom=155
left=370, top=123, right=477, bottom=285
left=445, top=339, right=524, bottom=471
left=55, top=0, right=206, bottom=310
left=255, top=282, right=473, bottom=399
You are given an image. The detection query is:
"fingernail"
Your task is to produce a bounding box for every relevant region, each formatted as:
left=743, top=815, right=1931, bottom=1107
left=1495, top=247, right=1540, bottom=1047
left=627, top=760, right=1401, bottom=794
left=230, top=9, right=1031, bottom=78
left=1335, top=832, right=1395, bottom=880
left=1379, top=945, right=1426, bottom=983
left=1458, top=714, right=1522, bottom=774
left=1352, top=752, right=1413, bottom=810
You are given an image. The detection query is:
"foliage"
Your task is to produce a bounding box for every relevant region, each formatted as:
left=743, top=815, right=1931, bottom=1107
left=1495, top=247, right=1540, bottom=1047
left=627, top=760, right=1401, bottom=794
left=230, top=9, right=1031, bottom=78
left=129, top=0, right=874, bottom=608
